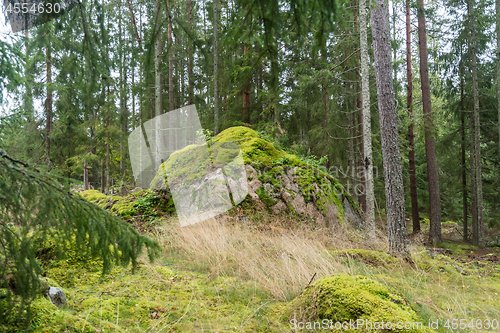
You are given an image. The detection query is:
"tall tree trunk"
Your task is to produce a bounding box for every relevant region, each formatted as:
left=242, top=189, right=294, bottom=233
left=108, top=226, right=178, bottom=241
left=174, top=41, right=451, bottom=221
left=214, top=0, right=220, bottom=134
left=106, top=83, right=110, bottom=195
left=497, top=0, right=500, bottom=164
left=406, top=0, right=420, bottom=234
left=242, top=45, right=250, bottom=123
left=168, top=0, right=174, bottom=155
left=417, top=0, right=441, bottom=243
left=188, top=0, right=193, bottom=105
left=154, top=0, right=163, bottom=167
left=348, top=105, right=356, bottom=201
left=468, top=0, right=484, bottom=247
left=360, top=0, right=375, bottom=236
left=371, top=0, right=409, bottom=258
left=469, top=107, right=477, bottom=243
left=45, top=38, right=52, bottom=166
left=119, top=8, right=128, bottom=174
left=461, top=74, right=468, bottom=242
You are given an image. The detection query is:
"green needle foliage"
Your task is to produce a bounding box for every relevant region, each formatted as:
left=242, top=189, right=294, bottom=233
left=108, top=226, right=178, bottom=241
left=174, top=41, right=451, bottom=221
left=0, top=150, right=160, bottom=327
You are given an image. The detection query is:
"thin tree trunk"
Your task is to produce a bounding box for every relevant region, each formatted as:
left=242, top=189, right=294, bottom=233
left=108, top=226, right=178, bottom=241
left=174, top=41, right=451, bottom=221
left=497, top=0, right=500, bottom=164
left=126, top=0, right=141, bottom=46
left=468, top=0, right=484, bottom=247
left=214, top=0, right=219, bottom=134
left=188, top=0, right=193, bottom=105
left=469, top=106, right=477, bottom=243
left=461, top=75, right=468, bottom=242
left=84, top=160, right=89, bottom=190
left=106, top=85, right=110, bottom=195
left=417, top=0, right=441, bottom=243
left=154, top=0, right=163, bottom=168
left=371, top=0, right=409, bottom=258
left=101, top=160, right=104, bottom=193
left=406, top=0, right=420, bottom=234
left=360, top=0, right=375, bottom=236
left=45, top=38, right=52, bottom=166
left=348, top=106, right=356, bottom=202
left=243, top=45, right=250, bottom=123
left=168, top=0, right=174, bottom=155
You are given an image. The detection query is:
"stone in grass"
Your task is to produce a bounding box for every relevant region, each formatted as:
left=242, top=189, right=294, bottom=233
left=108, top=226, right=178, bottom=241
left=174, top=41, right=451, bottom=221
left=48, top=287, right=67, bottom=307
left=286, top=274, right=432, bottom=332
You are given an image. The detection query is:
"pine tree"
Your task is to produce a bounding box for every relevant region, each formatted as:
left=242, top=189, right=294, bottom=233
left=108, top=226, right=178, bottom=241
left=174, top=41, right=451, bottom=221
left=371, top=0, right=410, bottom=259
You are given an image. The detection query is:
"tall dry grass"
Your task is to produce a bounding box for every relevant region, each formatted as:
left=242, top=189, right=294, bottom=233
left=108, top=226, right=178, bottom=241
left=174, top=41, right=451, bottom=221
left=153, top=216, right=359, bottom=301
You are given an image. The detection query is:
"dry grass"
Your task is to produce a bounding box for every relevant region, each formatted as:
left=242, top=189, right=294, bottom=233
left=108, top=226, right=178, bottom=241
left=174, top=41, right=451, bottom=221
left=147, top=213, right=500, bottom=332
left=152, top=213, right=388, bottom=301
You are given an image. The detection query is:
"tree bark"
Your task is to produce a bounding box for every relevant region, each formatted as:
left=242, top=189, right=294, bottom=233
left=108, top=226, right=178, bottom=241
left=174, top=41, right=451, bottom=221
left=84, top=160, right=89, bottom=190
left=360, top=0, right=375, bottom=237
left=106, top=85, right=110, bottom=195
left=45, top=37, right=52, bottom=166
left=497, top=0, right=500, bottom=164
left=469, top=105, right=477, bottom=244
left=371, top=0, right=409, bottom=258
left=154, top=0, right=163, bottom=168
left=188, top=0, right=193, bottom=105
left=468, top=0, right=484, bottom=247
left=214, top=0, right=220, bottom=134
left=461, top=76, right=468, bottom=242
left=417, top=0, right=441, bottom=243
left=406, top=0, right=420, bottom=234
left=168, top=0, right=174, bottom=155
left=243, top=45, right=250, bottom=123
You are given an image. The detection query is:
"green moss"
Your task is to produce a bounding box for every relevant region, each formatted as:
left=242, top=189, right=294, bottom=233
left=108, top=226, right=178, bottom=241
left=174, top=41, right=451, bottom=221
left=79, top=189, right=107, bottom=202
left=148, top=125, right=358, bottom=226
left=109, top=196, right=138, bottom=219
left=331, top=249, right=400, bottom=266
left=29, top=296, right=98, bottom=332
left=442, top=221, right=458, bottom=228
left=286, top=274, right=429, bottom=332
left=256, top=187, right=277, bottom=207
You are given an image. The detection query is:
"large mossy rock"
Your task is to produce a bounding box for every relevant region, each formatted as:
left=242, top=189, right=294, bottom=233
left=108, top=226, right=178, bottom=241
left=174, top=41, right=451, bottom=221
left=149, top=126, right=361, bottom=229
left=286, top=274, right=431, bottom=332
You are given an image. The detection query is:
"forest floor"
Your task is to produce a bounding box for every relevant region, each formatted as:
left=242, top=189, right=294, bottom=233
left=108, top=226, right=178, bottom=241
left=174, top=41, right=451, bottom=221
left=24, top=189, right=500, bottom=332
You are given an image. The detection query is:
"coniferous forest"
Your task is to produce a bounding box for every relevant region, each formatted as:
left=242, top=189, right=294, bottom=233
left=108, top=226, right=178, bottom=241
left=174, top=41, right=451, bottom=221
left=1, top=0, right=500, bottom=331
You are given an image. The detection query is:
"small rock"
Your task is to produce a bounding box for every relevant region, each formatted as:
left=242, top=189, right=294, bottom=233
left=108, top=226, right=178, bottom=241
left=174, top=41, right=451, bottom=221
left=48, top=287, right=67, bottom=307
left=271, top=200, right=287, bottom=214
left=131, top=187, right=143, bottom=192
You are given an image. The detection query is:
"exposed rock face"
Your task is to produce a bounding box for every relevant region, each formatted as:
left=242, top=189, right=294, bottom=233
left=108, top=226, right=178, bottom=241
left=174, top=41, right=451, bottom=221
left=48, top=287, right=67, bottom=307
left=150, top=126, right=361, bottom=229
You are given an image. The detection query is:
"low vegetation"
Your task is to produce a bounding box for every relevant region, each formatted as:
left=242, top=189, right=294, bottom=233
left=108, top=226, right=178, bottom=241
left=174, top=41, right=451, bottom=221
left=4, top=188, right=499, bottom=332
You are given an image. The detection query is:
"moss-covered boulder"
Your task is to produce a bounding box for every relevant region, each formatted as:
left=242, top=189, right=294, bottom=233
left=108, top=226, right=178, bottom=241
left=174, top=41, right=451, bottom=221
left=287, top=274, right=430, bottom=332
left=150, top=126, right=361, bottom=229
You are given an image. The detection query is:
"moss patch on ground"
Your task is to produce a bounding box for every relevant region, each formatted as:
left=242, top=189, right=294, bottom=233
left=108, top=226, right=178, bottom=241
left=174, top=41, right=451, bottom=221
left=285, top=274, right=430, bottom=332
